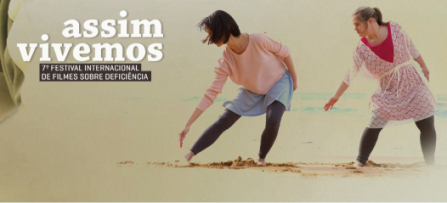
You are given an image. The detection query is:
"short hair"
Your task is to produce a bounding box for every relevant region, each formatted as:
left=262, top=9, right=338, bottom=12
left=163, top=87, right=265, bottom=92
left=197, top=10, right=241, bottom=44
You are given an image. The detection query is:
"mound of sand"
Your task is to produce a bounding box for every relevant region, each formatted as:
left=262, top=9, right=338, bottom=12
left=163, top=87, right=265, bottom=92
left=117, top=161, right=134, bottom=164
left=147, top=156, right=302, bottom=172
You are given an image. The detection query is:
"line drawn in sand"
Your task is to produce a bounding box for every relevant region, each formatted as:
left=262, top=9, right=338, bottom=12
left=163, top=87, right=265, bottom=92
left=118, top=156, right=436, bottom=178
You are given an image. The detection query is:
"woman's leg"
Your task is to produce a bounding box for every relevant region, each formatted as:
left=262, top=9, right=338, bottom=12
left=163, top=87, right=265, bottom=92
left=190, top=108, right=241, bottom=155
left=356, top=112, right=389, bottom=165
left=357, top=128, right=383, bottom=165
left=415, top=116, right=436, bottom=165
left=258, top=101, right=286, bottom=159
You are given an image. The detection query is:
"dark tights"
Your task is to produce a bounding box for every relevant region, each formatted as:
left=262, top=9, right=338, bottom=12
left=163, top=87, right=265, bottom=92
left=190, top=101, right=286, bottom=159
left=357, top=116, right=436, bottom=165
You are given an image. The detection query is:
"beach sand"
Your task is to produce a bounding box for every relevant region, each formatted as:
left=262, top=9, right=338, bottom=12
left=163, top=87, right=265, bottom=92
left=2, top=0, right=447, bottom=201
left=137, top=156, right=431, bottom=177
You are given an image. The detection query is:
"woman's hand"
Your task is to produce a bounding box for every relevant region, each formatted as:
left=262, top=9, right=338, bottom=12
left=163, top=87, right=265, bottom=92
left=179, top=108, right=204, bottom=148
left=422, top=66, right=430, bottom=82
left=414, top=55, right=429, bottom=82
left=325, top=82, right=349, bottom=111
left=293, top=80, right=298, bottom=92
left=324, top=96, right=339, bottom=111
left=283, top=56, right=298, bottom=92
left=179, top=125, right=190, bottom=148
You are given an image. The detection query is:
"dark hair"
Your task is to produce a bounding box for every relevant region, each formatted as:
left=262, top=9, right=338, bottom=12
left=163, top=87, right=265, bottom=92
left=353, top=7, right=388, bottom=28
left=197, top=10, right=241, bottom=44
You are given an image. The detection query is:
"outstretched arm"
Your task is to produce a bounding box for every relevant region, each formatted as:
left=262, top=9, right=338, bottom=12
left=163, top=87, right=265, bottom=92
left=179, top=60, right=229, bottom=148
left=325, top=48, right=362, bottom=111
left=324, top=81, right=348, bottom=111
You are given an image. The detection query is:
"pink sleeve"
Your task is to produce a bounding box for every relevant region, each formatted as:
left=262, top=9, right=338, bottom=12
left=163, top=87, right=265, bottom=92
left=343, top=49, right=363, bottom=86
left=399, top=24, right=420, bottom=59
left=259, top=34, right=290, bottom=59
left=197, top=58, right=229, bottom=112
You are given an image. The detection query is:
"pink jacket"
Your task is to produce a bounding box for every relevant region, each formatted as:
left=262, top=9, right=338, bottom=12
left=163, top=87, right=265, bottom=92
left=197, top=33, right=290, bottom=111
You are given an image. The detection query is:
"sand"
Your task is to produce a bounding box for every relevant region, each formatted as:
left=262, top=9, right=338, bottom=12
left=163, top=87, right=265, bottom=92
left=2, top=0, right=447, bottom=201
left=126, top=156, right=432, bottom=177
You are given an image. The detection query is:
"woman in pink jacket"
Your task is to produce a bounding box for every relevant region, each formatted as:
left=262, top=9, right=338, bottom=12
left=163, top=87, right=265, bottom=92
left=179, top=10, right=297, bottom=165
left=325, top=7, right=437, bottom=167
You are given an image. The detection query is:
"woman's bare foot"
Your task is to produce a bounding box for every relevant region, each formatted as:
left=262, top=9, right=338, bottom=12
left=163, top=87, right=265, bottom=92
left=353, top=161, right=364, bottom=167
left=184, top=151, right=195, bottom=163
left=258, top=158, right=266, bottom=166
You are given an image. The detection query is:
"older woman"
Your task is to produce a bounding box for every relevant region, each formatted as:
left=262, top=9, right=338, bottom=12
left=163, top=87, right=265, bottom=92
left=179, top=10, right=297, bottom=165
left=324, top=7, right=437, bottom=167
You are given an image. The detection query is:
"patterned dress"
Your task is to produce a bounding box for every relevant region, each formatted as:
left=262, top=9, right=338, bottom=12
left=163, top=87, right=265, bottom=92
left=343, top=22, right=437, bottom=128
